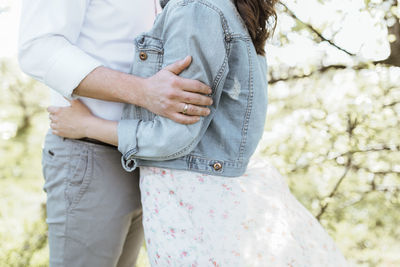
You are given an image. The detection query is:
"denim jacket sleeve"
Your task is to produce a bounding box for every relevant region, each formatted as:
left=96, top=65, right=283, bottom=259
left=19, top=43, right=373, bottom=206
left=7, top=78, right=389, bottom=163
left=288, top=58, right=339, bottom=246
left=118, top=1, right=228, bottom=171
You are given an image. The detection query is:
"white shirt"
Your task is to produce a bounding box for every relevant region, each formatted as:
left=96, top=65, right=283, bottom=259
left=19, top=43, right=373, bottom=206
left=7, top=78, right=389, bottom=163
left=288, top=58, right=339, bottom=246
left=18, top=0, right=158, bottom=121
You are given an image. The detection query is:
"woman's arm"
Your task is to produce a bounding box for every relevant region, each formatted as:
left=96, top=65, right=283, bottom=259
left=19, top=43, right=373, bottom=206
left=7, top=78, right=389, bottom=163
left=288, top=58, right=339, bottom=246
left=117, top=2, right=228, bottom=168
left=48, top=99, right=119, bottom=146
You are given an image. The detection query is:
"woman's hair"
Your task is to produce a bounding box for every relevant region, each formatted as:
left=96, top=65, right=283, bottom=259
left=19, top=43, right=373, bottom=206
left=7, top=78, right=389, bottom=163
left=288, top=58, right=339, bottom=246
left=234, top=0, right=278, bottom=56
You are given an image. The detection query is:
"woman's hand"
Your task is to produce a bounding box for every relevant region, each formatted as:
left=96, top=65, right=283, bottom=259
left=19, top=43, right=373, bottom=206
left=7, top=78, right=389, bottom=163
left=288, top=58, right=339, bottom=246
left=48, top=99, right=94, bottom=139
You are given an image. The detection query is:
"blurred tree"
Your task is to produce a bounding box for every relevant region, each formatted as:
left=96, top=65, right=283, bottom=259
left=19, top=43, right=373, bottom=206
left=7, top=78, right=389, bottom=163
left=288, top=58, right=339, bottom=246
left=270, top=0, right=400, bottom=83
left=0, top=59, right=49, bottom=266
left=3, top=204, right=48, bottom=267
left=261, top=1, right=400, bottom=266
left=0, top=60, right=48, bottom=179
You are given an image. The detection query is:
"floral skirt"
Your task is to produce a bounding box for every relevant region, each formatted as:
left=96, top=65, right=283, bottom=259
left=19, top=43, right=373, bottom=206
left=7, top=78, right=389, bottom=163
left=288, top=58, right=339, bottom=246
left=139, top=159, right=348, bottom=267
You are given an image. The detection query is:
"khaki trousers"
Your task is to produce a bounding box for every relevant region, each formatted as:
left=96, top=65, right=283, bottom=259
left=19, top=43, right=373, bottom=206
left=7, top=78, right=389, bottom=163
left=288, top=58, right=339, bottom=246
left=42, top=132, right=144, bottom=267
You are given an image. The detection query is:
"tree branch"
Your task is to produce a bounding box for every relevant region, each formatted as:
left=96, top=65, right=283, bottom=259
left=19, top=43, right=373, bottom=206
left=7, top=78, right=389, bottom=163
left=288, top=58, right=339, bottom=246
left=351, top=164, right=400, bottom=176
left=280, top=2, right=356, bottom=56
left=316, top=157, right=352, bottom=221
left=332, top=145, right=400, bottom=161
left=268, top=61, right=390, bottom=84
left=270, top=2, right=400, bottom=84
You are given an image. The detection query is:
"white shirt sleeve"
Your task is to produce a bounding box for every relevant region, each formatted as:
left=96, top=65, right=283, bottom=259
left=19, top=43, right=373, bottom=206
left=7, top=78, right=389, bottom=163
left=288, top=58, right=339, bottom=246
left=18, top=0, right=103, bottom=98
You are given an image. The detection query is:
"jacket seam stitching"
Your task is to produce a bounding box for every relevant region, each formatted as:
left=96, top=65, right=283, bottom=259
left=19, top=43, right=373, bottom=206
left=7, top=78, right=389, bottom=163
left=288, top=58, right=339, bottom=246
left=238, top=40, right=254, bottom=161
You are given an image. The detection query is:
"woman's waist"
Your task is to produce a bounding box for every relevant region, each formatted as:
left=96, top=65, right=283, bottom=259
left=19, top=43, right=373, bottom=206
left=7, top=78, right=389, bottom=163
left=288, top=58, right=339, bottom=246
left=136, top=154, right=249, bottom=177
left=137, top=154, right=279, bottom=179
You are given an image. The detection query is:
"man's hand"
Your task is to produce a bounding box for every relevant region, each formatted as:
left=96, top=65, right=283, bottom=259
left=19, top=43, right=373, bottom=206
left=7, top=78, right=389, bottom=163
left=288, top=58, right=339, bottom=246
left=140, top=56, right=213, bottom=124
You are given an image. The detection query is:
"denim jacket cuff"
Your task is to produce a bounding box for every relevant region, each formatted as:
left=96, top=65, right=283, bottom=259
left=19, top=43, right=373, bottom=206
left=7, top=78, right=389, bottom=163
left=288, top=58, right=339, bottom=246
left=120, top=155, right=138, bottom=172
left=118, top=119, right=140, bottom=171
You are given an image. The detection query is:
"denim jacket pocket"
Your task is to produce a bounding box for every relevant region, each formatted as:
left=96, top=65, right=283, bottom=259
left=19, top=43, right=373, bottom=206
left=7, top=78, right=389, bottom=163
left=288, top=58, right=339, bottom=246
left=132, top=34, right=163, bottom=78
left=123, top=35, right=165, bottom=122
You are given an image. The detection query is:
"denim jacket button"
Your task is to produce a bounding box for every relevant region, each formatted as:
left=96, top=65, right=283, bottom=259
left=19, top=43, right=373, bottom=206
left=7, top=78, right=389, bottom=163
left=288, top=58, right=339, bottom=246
left=213, top=162, right=222, bottom=171
left=139, top=51, right=148, bottom=61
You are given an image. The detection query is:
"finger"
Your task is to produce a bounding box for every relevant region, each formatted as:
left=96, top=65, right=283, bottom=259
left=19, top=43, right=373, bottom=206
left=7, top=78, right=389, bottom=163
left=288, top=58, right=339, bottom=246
left=171, top=113, right=201, bottom=125
left=47, top=106, right=60, bottom=113
left=50, top=122, right=58, bottom=129
left=179, top=103, right=210, bottom=117
left=164, top=56, right=192, bottom=75
left=178, top=91, right=213, bottom=106
left=178, top=78, right=212, bottom=95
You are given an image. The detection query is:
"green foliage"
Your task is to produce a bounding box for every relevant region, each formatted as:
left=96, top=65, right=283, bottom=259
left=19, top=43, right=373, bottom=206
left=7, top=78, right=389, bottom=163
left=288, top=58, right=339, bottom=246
left=0, top=59, right=50, bottom=266
left=261, top=66, right=400, bottom=266
left=2, top=204, right=48, bottom=267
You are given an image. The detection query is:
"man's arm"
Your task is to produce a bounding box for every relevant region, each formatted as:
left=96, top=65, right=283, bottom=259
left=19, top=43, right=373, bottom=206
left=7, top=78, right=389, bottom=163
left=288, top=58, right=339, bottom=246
left=74, top=57, right=213, bottom=124
left=18, top=0, right=212, bottom=124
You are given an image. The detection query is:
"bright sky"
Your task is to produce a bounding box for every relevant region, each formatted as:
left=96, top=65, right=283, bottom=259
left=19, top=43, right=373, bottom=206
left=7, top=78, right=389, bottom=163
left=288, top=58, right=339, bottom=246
left=0, top=0, right=390, bottom=63
left=0, top=0, right=20, bottom=58
left=266, top=0, right=389, bottom=67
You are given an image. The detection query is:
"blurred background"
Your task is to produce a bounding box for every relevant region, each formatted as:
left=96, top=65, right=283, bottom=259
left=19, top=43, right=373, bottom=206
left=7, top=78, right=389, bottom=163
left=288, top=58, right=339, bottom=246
left=0, top=0, right=399, bottom=266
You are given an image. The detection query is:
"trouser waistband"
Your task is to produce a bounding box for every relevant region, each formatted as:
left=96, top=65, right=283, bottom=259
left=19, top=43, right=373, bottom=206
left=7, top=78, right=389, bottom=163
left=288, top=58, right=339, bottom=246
left=77, top=137, right=117, bottom=149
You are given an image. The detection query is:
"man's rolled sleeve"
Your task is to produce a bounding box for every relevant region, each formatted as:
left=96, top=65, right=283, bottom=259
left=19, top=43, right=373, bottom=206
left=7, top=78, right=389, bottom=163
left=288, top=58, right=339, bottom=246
left=45, top=46, right=102, bottom=99
left=18, top=0, right=100, bottom=98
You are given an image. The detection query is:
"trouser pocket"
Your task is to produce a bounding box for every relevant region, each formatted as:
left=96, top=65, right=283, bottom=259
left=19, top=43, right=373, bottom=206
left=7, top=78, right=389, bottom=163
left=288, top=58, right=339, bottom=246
left=42, top=134, right=70, bottom=195
left=65, top=146, right=93, bottom=211
left=42, top=133, right=94, bottom=212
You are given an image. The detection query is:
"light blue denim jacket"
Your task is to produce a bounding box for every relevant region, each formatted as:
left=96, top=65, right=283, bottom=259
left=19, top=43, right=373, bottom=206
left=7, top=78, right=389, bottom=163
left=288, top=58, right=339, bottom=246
left=118, top=0, right=268, bottom=177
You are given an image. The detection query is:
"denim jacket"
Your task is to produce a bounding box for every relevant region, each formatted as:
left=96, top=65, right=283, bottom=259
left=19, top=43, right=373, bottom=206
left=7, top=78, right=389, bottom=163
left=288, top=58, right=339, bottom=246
left=118, top=0, right=268, bottom=177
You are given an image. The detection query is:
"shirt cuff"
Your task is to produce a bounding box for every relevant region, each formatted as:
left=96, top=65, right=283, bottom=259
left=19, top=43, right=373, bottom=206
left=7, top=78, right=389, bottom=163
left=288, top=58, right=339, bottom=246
left=118, top=119, right=140, bottom=171
left=44, top=45, right=103, bottom=99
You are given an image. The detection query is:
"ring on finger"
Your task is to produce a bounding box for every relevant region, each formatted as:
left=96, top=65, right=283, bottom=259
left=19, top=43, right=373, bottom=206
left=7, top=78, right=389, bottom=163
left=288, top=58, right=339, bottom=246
left=182, top=103, right=189, bottom=115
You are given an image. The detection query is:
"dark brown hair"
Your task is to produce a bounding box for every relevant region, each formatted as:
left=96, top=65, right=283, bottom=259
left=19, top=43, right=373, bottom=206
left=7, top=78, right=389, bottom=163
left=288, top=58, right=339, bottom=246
left=234, top=0, right=278, bottom=55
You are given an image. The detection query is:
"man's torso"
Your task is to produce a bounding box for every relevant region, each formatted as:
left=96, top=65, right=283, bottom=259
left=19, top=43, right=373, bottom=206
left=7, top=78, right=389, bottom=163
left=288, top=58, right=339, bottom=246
left=51, top=0, right=159, bottom=121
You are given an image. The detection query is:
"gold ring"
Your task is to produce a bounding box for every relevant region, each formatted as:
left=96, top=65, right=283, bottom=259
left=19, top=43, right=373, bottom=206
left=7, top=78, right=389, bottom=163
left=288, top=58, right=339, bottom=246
left=182, top=103, right=189, bottom=114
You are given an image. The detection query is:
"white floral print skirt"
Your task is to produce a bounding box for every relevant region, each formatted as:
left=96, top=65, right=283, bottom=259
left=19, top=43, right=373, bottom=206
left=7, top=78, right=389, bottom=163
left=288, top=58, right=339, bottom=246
left=139, top=159, right=348, bottom=267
